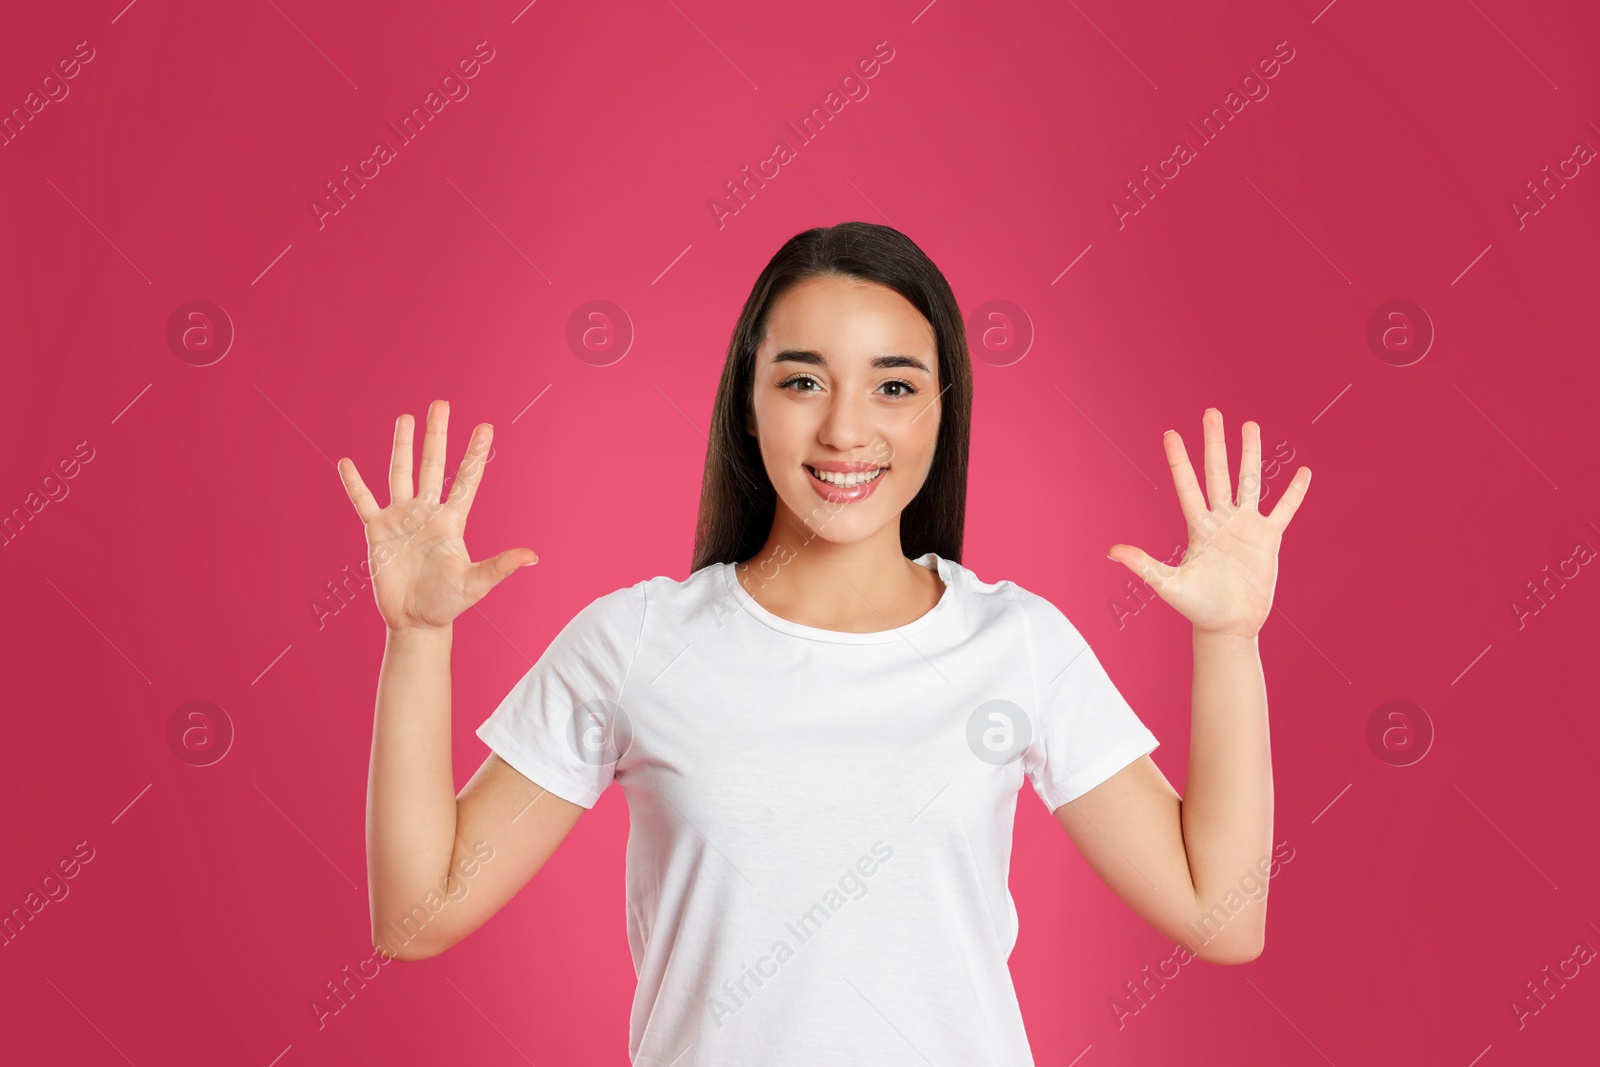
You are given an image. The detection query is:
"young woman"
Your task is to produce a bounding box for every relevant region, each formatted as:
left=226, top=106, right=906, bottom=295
left=338, top=222, right=1311, bottom=1065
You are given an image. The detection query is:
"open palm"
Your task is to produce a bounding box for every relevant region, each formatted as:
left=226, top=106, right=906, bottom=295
left=1109, top=409, right=1310, bottom=638
left=337, top=400, right=536, bottom=633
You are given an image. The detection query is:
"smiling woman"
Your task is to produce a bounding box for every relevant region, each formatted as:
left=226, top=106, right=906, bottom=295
left=697, top=225, right=969, bottom=581
left=343, top=221, right=1311, bottom=1067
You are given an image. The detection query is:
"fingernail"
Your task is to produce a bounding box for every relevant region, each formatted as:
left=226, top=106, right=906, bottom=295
left=1163, top=429, right=1174, bottom=436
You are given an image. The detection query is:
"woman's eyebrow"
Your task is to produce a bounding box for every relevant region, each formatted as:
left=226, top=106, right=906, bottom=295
left=771, top=349, right=933, bottom=373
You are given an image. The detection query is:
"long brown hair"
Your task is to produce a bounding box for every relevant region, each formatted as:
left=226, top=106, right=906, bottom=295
left=690, top=221, right=972, bottom=573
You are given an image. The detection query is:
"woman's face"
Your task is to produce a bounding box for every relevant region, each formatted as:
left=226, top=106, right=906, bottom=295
left=746, top=274, right=942, bottom=546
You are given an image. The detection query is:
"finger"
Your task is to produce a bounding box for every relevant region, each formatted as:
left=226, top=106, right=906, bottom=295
left=389, top=414, right=415, bottom=505
left=417, top=400, right=450, bottom=499
left=339, top=457, right=381, bottom=524
left=462, top=547, right=538, bottom=605
left=1202, top=408, right=1231, bottom=510
left=1108, top=543, right=1179, bottom=593
left=1163, top=430, right=1208, bottom=527
left=447, top=424, right=494, bottom=517
left=1266, top=467, right=1311, bottom=530
left=1237, top=420, right=1262, bottom=511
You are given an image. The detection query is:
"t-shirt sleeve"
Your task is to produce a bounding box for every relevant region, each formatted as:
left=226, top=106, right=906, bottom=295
left=475, top=581, right=647, bottom=809
left=1014, top=586, right=1160, bottom=812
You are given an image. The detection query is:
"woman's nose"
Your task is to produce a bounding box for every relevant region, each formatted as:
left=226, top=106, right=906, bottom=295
left=816, top=391, right=874, bottom=450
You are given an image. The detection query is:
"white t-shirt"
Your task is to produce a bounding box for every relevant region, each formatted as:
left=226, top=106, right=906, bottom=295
left=476, top=551, right=1159, bottom=1066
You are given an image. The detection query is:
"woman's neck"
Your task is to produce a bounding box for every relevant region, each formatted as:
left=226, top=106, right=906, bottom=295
left=735, top=521, right=943, bottom=633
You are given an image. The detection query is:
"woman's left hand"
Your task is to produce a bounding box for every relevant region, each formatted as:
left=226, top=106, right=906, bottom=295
left=1109, top=409, right=1311, bottom=638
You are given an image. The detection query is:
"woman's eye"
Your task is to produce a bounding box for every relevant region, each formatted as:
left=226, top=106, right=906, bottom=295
left=778, top=376, right=918, bottom=397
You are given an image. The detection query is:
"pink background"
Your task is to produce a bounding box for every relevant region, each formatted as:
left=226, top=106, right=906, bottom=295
left=3, top=0, right=1597, bottom=1063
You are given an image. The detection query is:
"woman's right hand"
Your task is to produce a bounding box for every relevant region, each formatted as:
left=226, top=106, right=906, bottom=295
left=337, top=399, right=536, bottom=633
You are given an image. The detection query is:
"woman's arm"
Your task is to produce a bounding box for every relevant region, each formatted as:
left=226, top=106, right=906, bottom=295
left=342, top=401, right=582, bottom=961
left=366, top=624, right=459, bottom=959
left=367, top=624, right=590, bottom=961
left=1181, top=628, right=1271, bottom=959
left=1051, top=635, right=1270, bottom=966
left=1053, top=409, right=1309, bottom=964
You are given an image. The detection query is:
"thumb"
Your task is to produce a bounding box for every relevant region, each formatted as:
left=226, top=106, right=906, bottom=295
left=463, top=548, right=538, bottom=603
left=1108, top=544, right=1175, bottom=591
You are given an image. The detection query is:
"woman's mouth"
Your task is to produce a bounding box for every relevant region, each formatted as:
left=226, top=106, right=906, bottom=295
left=805, top=464, right=885, bottom=503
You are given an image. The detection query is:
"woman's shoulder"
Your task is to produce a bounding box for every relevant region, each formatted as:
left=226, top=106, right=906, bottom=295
left=547, top=567, right=720, bottom=658
left=578, top=562, right=729, bottom=623
left=949, top=559, right=1088, bottom=643
left=939, top=553, right=1029, bottom=611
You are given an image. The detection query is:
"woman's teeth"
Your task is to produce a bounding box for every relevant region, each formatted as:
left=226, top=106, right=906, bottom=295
left=806, top=466, right=884, bottom=486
